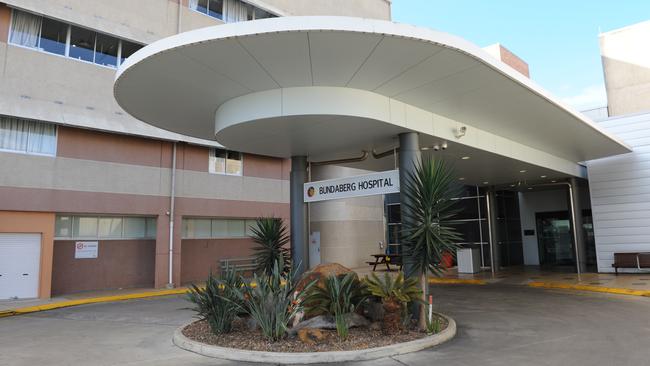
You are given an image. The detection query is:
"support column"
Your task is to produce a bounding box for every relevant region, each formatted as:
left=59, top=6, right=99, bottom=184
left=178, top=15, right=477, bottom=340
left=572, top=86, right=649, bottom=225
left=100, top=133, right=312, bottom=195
left=486, top=189, right=500, bottom=274
left=398, top=132, right=422, bottom=278
left=569, top=178, right=587, bottom=274
left=290, top=156, right=308, bottom=275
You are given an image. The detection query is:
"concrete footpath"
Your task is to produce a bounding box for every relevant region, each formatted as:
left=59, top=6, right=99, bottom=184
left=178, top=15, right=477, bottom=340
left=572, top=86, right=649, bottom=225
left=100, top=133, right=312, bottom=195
left=1, top=285, right=650, bottom=366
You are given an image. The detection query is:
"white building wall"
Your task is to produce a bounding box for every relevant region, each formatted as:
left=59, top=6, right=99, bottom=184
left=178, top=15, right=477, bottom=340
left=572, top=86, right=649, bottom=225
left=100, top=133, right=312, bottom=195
left=587, top=112, right=650, bottom=273
left=518, top=190, right=568, bottom=265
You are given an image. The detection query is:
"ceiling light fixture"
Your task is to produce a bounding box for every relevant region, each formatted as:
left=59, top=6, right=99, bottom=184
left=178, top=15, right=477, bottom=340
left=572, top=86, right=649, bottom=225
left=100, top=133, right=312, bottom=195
left=458, top=177, right=465, bottom=181
left=519, top=170, right=527, bottom=173
left=461, top=156, right=470, bottom=160
left=551, top=180, right=557, bottom=183
left=483, top=181, right=489, bottom=185
left=540, top=175, right=547, bottom=178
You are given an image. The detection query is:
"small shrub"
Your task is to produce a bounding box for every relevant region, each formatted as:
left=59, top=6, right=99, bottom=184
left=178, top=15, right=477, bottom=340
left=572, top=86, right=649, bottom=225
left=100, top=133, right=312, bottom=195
left=364, top=272, right=422, bottom=334
left=250, top=217, right=291, bottom=276
left=303, top=273, right=368, bottom=340
left=228, top=259, right=313, bottom=342
left=425, top=313, right=442, bottom=335
left=186, top=267, right=244, bottom=335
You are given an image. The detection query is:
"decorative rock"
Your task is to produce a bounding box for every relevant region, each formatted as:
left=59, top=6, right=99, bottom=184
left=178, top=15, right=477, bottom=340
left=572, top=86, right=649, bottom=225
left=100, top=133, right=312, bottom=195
left=296, top=263, right=356, bottom=293
left=297, top=328, right=326, bottom=345
left=289, top=314, right=370, bottom=336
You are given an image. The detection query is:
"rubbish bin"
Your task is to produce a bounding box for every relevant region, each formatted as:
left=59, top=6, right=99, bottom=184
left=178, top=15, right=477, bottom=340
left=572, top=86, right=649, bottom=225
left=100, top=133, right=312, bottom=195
left=457, top=247, right=481, bottom=274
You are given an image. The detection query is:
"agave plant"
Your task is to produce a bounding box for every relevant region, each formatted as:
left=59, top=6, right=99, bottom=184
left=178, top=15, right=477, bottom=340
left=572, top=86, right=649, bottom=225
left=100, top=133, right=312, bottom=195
left=250, top=217, right=291, bottom=276
left=226, top=259, right=313, bottom=342
left=303, top=273, right=368, bottom=340
left=364, top=272, right=422, bottom=334
left=401, top=157, right=462, bottom=328
left=186, top=267, right=244, bottom=335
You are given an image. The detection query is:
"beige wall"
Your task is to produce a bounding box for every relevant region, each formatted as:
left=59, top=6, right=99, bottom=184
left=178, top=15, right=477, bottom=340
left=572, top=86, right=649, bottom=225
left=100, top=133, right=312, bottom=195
left=309, top=165, right=385, bottom=269
left=258, top=0, right=390, bottom=20
left=600, top=21, right=650, bottom=116
left=0, top=211, right=55, bottom=298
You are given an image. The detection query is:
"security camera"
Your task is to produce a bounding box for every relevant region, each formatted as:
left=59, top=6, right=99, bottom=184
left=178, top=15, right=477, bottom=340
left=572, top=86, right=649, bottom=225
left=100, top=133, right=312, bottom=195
left=433, top=144, right=440, bottom=151
left=455, top=126, right=467, bottom=139
left=441, top=141, right=448, bottom=150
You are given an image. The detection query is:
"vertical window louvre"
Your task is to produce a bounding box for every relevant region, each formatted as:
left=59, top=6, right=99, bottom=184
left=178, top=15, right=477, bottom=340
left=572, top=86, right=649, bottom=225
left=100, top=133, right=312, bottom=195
left=55, top=216, right=72, bottom=237
left=94, top=33, right=119, bottom=67
left=73, top=217, right=99, bottom=238
left=226, top=151, right=242, bottom=175
left=124, top=217, right=146, bottom=238
left=9, top=10, right=41, bottom=48
left=0, top=116, right=56, bottom=156
left=98, top=217, right=123, bottom=238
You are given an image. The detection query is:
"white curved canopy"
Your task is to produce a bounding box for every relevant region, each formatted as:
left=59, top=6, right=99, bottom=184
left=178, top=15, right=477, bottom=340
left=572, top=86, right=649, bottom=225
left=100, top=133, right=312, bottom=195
left=114, top=16, right=630, bottom=184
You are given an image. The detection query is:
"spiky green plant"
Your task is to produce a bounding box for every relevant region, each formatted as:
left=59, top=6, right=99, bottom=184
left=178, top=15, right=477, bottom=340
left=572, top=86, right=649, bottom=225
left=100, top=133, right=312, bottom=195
left=226, top=259, right=313, bottom=342
left=186, top=267, right=244, bottom=335
left=250, top=217, right=291, bottom=276
left=364, top=272, right=422, bottom=334
left=303, top=273, right=368, bottom=340
left=401, top=157, right=462, bottom=328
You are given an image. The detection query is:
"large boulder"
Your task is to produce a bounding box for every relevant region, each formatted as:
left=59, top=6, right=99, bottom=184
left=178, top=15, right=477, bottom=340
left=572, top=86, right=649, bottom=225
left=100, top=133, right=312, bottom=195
left=296, top=263, right=356, bottom=293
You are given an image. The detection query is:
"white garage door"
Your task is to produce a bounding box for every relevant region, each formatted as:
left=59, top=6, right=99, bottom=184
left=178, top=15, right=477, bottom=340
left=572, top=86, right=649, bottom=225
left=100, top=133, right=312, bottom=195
left=0, top=233, right=41, bottom=300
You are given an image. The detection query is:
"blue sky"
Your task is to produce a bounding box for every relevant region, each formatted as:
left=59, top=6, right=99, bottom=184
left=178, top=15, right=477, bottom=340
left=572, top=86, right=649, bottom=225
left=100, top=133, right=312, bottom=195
left=392, top=0, right=650, bottom=111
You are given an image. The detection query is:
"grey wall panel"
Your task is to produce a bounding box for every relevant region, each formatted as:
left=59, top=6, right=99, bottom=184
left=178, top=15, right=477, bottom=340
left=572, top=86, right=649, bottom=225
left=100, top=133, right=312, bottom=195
left=587, top=112, right=650, bottom=272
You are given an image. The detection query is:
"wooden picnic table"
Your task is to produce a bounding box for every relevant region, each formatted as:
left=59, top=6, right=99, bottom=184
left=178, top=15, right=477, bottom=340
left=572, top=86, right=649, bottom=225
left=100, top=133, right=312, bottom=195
left=367, top=253, right=402, bottom=272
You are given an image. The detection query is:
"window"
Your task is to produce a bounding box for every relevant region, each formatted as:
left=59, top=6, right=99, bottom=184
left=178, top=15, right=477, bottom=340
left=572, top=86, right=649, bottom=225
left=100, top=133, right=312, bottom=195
left=55, top=215, right=157, bottom=239
left=69, top=25, right=96, bottom=62
left=94, top=33, right=119, bottom=67
left=209, top=148, right=243, bottom=175
left=39, top=18, right=67, bottom=56
left=182, top=218, right=256, bottom=239
left=0, top=116, right=56, bottom=156
left=189, top=0, right=275, bottom=22
left=8, top=10, right=142, bottom=69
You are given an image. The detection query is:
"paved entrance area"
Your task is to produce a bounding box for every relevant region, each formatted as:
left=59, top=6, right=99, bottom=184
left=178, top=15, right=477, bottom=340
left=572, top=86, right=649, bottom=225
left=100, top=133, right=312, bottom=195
left=1, top=284, right=649, bottom=366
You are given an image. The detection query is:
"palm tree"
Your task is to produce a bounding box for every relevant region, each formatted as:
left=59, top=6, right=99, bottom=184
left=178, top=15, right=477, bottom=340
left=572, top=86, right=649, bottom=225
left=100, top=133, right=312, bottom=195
left=250, top=217, right=291, bottom=276
left=401, top=157, right=462, bottom=328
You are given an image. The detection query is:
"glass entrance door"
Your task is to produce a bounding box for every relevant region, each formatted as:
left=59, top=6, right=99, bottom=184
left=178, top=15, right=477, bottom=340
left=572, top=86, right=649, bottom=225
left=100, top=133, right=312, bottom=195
left=535, top=211, right=575, bottom=267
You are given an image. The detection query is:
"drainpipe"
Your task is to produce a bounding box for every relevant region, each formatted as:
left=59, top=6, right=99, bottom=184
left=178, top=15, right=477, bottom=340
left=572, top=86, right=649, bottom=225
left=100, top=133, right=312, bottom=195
left=177, top=0, right=182, bottom=34
left=168, top=142, right=177, bottom=287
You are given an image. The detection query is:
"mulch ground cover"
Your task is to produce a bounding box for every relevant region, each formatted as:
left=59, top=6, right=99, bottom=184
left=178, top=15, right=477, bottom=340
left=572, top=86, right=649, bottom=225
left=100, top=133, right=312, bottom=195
left=182, top=317, right=448, bottom=352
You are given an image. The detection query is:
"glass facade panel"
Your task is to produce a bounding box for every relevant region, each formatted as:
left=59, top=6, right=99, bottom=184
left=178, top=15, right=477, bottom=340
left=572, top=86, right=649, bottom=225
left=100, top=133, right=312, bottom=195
left=227, top=220, right=246, bottom=237
left=98, top=217, right=123, bottom=238
left=120, top=40, right=142, bottom=65
left=211, top=219, right=228, bottom=237
left=146, top=217, right=157, bottom=238
left=94, top=33, right=119, bottom=67
left=124, top=217, right=146, bottom=238
left=208, top=0, right=224, bottom=19
left=73, top=217, right=98, bottom=238
left=69, top=26, right=95, bottom=62
left=55, top=216, right=72, bottom=237
left=226, top=151, right=242, bottom=175
left=39, top=18, right=67, bottom=56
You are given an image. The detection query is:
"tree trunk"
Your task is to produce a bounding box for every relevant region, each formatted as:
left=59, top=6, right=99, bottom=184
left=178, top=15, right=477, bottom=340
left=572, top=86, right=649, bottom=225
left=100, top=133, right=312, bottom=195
left=418, top=271, right=427, bottom=329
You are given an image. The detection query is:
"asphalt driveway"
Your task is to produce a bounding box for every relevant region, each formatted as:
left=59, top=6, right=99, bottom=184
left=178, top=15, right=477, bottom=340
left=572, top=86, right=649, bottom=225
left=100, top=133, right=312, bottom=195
left=1, top=285, right=649, bottom=366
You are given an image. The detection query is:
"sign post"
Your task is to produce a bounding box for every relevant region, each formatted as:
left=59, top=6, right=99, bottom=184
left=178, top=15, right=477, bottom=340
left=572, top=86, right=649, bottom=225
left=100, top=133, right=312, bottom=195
left=304, top=170, right=400, bottom=203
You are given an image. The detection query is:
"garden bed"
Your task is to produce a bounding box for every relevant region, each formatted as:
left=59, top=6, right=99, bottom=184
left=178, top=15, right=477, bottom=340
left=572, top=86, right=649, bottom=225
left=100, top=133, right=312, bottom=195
left=182, top=317, right=447, bottom=352
left=175, top=314, right=456, bottom=364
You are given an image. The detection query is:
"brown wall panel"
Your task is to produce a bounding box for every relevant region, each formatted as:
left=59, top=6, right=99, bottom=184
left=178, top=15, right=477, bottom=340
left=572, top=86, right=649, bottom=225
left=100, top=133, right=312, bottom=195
left=180, top=238, right=256, bottom=284
left=51, top=239, right=155, bottom=295
left=178, top=143, right=209, bottom=172
left=0, top=4, right=10, bottom=43
left=244, top=153, right=285, bottom=180
left=57, top=126, right=173, bottom=168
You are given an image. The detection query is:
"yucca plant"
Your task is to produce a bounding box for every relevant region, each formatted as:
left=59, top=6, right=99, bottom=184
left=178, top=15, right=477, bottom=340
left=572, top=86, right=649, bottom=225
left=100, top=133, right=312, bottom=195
left=364, top=272, right=422, bottom=334
left=303, top=273, right=368, bottom=340
left=250, top=217, right=291, bottom=276
left=401, top=157, right=462, bottom=328
left=226, top=259, right=313, bottom=342
left=186, top=267, right=244, bottom=335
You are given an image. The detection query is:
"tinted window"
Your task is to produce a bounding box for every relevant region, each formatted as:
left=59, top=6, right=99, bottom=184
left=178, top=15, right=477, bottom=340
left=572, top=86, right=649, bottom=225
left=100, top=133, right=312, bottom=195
left=69, top=26, right=95, bottom=62
left=39, top=18, right=67, bottom=56
left=95, top=33, right=119, bottom=67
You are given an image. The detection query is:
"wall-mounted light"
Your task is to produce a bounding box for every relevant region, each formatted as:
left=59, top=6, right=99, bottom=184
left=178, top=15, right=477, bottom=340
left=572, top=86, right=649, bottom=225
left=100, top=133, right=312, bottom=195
left=454, top=126, right=467, bottom=139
